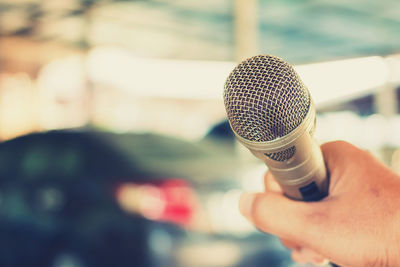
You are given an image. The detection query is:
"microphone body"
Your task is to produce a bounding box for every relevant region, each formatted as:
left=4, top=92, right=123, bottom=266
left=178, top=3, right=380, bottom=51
left=224, top=55, right=329, bottom=201
left=234, top=98, right=328, bottom=200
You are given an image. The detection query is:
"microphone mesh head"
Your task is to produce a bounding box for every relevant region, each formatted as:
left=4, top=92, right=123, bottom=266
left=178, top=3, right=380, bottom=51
left=223, top=55, right=310, bottom=142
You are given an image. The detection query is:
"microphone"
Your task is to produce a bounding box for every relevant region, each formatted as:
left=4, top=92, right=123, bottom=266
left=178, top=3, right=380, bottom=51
left=223, top=55, right=329, bottom=201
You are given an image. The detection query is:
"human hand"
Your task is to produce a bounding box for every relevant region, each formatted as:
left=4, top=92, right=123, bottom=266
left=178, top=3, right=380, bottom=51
left=239, top=141, right=400, bottom=267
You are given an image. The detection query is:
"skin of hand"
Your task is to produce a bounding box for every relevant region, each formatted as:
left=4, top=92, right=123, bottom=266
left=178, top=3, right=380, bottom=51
left=239, top=141, right=400, bottom=267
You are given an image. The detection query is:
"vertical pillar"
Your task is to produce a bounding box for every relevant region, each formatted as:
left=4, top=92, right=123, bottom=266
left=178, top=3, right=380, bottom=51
left=234, top=0, right=259, bottom=62
left=374, top=83, right=397, bottom=117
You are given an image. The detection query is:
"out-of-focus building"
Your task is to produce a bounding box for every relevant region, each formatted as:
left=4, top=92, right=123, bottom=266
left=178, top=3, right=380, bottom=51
left=1, top=0, right=400, bottom=153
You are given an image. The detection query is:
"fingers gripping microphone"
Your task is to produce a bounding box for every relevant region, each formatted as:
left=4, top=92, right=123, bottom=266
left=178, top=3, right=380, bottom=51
left=223, top=55, right=329, bottom=201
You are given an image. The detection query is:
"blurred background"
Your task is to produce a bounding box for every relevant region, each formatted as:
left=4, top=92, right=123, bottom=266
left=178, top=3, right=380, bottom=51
left=1, top=0, right=400, bottom=266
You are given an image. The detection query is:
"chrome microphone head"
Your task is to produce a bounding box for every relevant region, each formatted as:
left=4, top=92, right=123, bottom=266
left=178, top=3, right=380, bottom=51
left=223, top=55, right=328, bottom=201
left=223, top=55, right=311, bottom=143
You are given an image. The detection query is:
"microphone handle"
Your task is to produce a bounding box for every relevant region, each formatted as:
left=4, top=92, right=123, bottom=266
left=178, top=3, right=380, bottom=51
left=249, top=129, right=330, bottom=201
left=237, top=99, right=330, bottom=201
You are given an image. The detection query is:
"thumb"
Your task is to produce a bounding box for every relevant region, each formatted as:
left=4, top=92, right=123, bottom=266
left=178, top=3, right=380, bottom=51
left=239, top=191, right=325, bottom=245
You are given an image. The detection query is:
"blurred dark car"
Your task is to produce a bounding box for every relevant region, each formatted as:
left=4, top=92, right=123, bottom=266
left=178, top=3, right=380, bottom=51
left=0, top=129, right=293, bottom=267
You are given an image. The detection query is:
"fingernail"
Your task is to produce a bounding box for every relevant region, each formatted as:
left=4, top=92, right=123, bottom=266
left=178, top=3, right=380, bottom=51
left=316, top=258, right=330, bottom=266
left=239, top=193, right=256, bottom=218
left=313, top=257, right=329, bottom=266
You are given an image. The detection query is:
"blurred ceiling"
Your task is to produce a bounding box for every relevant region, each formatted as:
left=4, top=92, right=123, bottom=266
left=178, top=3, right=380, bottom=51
left=0, top=0, right=400, bottom=64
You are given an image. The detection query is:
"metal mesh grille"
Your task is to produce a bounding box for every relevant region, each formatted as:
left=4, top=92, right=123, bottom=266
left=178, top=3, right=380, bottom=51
left=223, top=55, right=310, bottom=142
left=265, top=146, right=296, bottom=162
